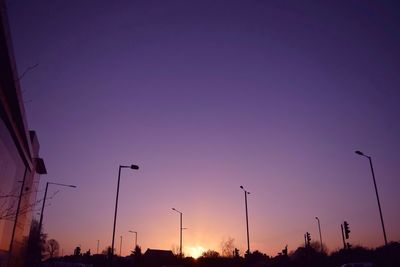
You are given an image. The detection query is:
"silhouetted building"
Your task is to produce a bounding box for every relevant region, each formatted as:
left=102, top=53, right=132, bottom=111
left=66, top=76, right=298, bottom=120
left=0, top=1, right=47, bottom=266
left=143, top=249, right=177, bottom=267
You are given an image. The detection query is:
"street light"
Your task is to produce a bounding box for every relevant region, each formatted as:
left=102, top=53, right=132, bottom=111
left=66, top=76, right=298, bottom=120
left=111, top=164, right=139, bottom=257
left=120, top=236, right=123, bottom=256
left=129, top=230, right=138, bottom=249
left=38, top=182, right=77, bottom=233
left=240, top=185, right=251, bottom=255
left=172, top=208, right=183, bottom=257
left=315, top=217, right=323, bottom=252
left=355, top=151, right=388, bottom=245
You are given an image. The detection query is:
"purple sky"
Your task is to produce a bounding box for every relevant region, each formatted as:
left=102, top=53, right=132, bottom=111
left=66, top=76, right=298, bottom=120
left=7, top=0, right=400, bottom=257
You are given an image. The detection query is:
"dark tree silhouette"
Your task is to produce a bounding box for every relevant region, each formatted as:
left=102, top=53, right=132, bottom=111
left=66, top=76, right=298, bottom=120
left=171, top=244, right=183, bottom=257
left=101, top=246, right=115, bottom=259
left=83, top=249, right=91, bottom=256
left=131, top=245, right=142, bottom=256
left=233, top=248, right=240, bottom=258
left=25, top=219, right=47, bottom=265
left=130, top=245, right=142, bottom=265
left=46, top=239, right=60, bottom=258
left=0, top=188, right=42, bottom=222
left=74, top=246, right=81, bottom=256
left=101, top=246, right=115, bottom=255
left=309, top=240, right=328, bottom=255
left=249, top=250, right=269, bottom=261
left=221, top=237, right=235, bottom=257
left=201, top=250, right=220, bottom=258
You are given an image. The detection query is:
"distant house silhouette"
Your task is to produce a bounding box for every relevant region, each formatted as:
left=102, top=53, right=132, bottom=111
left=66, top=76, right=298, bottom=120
left=143, top=249, right=177, bottom=267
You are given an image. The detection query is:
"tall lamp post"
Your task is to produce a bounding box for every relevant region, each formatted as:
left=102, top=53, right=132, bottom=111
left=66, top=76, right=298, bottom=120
left=355, top=151, right=388, bottom=246
left=111, top=164, right=139, bottom=257
left=240, top=185, right=251, bottom=255
left=120, top=236, right=123, bottom=256
left=38, top=182, right=77, bottom=234
left=315, top=217, right=323, bottom=252
left=129, top=230, right=138, bottom=248
left=172, top=208, right=183, bottom=257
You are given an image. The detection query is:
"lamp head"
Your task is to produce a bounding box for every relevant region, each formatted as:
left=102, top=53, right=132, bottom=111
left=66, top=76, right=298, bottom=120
left=240, top=185, right=243, bottom=189
left=355, top=151, right=364, bottom=156
left=130, top=165, right=139, bottom=170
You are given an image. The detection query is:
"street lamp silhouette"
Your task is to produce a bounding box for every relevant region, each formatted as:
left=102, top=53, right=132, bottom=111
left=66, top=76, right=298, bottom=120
left=120, top=236, right=123, bottom=256
left=38, top=182, right=77, bottom=233
left=172, top=208, right=183, bottom=257
left=315, top=217, right=323, bottom=252
left=240, top=185, right=251, bottom=255
left=355, top=150, right=387, bottom=245
left=129, top=230, right=137, bottom=249
left=111, top=164, right=139, bottom=258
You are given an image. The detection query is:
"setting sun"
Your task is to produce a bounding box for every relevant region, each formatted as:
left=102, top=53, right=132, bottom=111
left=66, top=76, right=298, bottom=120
left=187, top=245, right=207, bottom=259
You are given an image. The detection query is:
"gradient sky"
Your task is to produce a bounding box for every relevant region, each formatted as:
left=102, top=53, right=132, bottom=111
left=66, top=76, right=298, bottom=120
left=6, top=0, right=400, bottom=257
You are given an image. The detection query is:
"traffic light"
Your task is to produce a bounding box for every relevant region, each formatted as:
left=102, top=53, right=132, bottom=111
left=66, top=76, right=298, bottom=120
left=344, top=221, right=350, bottom=239
left=306, top=232, right=311, bottom=245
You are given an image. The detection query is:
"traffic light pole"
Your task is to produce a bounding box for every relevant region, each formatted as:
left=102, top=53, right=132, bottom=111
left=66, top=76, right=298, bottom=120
left=340, top=224, right=346, bottom=249
left=306, top=232, right=311, bottom=246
